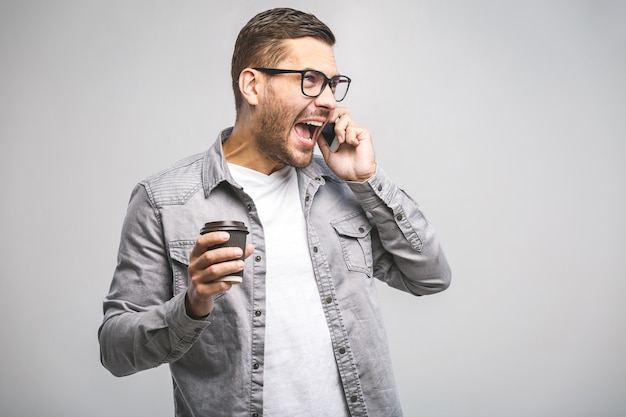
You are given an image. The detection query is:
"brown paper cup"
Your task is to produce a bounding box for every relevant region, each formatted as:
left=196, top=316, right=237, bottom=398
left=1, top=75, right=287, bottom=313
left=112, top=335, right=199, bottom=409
left=200, top=220, right=249, bottom=284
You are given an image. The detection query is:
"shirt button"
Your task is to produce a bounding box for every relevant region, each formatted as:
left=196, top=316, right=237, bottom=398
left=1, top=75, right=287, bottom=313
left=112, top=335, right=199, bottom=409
left=339, top=347, right=346, bottom=354
left=396, top=214, right=403, bottom=221
left=246, top=204, right=253, bottom=211
left=252, top=413, right=259, bottom=417
left=255, top=310, right=262, bottom=317
left=358, top=227, right=364, bottom=233
left=253, top=362, right=260, bottom=370
left=377, top=185, right=382, bottom=192
left=255, top=255, right=262, bottom=262
left=350, top=395, right=358, bottom=403
left=313, top=246, right=318, bottom=253
left=305, top=195, right=310, bottom=202
left=325, top=297, right=333, bottom=304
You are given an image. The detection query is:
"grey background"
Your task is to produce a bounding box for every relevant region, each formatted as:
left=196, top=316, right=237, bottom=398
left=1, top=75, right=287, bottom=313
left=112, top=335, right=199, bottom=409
left=1, top=1, right=624, bottom=416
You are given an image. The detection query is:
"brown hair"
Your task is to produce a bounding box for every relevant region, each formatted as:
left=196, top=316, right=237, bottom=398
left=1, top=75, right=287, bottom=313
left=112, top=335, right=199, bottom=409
left=230, top=8, right=336, bottom=113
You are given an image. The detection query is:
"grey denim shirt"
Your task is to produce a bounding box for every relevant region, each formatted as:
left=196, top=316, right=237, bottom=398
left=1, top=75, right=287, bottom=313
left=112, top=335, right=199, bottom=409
left=99, top=128, right=451, bottom=417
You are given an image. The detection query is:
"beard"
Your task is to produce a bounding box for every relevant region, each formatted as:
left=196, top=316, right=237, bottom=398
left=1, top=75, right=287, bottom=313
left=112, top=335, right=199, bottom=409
left=254, top=88, right=326, bottom=169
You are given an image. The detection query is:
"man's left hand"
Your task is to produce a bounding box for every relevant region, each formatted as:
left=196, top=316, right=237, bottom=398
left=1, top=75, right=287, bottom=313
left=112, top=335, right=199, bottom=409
left=317, top=108, right=377, bottom=182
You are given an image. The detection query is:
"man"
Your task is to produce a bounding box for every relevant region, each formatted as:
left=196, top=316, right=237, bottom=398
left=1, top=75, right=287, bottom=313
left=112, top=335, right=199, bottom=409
left=99, top=7, right=451, bottom=417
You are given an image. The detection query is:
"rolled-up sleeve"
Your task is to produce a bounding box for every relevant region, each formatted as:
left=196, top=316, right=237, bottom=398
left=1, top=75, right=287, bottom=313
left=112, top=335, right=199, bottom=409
left=98, top=184, right=210, bottom=377
left=348, top=167, right=451, bottom=295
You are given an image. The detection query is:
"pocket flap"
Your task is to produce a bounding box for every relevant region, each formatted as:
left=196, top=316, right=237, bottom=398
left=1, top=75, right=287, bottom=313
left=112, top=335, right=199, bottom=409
left=331, top=215, right=372, bottom=238
left=168, top=240, right=195, bottom=265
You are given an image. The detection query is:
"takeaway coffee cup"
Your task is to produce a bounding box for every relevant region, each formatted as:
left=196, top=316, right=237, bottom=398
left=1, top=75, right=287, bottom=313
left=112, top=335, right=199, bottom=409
left=199, top=220, right=249, bottom=284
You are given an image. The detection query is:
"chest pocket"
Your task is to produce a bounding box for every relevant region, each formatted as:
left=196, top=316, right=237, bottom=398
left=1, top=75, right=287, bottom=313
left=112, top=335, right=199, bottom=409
left=168, top=240, right=229, bottom=301
left=168, top=240, right=194, bottom=296
left=331, top=212, right=373, bottom=277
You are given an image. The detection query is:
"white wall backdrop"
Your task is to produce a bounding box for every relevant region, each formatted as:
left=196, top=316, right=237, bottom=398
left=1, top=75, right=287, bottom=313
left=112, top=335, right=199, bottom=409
left=1, top=1, right=624, bottom=416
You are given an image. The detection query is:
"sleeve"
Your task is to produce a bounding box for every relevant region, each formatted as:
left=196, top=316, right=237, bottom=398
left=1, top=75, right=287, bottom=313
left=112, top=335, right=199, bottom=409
left=98, top=183, right=210, bottom=377
left=347, top=167, right=452, bottom=296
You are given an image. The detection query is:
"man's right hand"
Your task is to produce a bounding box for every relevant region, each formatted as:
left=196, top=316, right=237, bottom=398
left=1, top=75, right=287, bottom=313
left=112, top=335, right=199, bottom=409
left=185, top=231, right=255, bottom=318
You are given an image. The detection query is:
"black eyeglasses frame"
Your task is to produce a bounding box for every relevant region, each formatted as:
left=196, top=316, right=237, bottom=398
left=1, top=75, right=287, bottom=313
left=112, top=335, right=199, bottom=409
left=252, top=68, right=351, bottom=102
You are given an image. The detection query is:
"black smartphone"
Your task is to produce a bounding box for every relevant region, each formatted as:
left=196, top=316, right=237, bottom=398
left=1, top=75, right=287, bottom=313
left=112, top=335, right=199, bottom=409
left=321, top=123, right=340, bottom=152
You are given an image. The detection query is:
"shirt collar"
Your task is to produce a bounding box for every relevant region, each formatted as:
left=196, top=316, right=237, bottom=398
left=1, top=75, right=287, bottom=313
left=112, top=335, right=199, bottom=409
left=202, top=127, right=340, bottom=198
left=202, top=127, right=237, bottom=198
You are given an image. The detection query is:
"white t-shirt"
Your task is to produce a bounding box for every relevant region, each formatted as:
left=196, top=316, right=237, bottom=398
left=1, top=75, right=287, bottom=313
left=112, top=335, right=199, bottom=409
left=228, top=164, right=349, bottom=417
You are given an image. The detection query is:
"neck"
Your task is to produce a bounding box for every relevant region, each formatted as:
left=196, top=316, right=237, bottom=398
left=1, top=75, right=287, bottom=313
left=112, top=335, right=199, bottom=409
left=223, top=124, right=286, bottom=175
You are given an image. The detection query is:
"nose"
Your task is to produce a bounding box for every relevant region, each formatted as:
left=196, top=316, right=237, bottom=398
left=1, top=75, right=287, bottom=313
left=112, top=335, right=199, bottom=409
left=313, top=83, right=337, bottom=109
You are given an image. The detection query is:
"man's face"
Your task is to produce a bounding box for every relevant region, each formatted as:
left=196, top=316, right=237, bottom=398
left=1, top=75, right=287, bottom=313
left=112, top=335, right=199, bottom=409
left=253, top=37, right=339, bottom=169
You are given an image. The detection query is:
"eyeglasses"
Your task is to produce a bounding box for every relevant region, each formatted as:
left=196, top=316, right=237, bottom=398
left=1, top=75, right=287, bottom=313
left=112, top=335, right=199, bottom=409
left=253, top=68, right=351, bottom=102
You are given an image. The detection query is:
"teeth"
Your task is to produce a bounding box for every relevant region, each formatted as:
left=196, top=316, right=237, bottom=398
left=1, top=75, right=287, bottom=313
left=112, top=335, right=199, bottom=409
left=305, top=121, right=323, bottom=127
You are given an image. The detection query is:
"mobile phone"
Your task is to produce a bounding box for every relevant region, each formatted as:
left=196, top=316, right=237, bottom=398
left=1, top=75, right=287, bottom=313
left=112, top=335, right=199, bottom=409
left=321, top=123, right=340, bottom=152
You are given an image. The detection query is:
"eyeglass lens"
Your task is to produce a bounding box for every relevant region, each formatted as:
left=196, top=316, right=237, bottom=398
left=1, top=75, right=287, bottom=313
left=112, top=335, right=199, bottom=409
left=303, top=70, right=350, bottom=101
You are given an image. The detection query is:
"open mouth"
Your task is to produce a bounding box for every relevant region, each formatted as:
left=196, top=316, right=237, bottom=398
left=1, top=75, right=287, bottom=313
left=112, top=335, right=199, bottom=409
left=294, top=120, right=324, bottom=141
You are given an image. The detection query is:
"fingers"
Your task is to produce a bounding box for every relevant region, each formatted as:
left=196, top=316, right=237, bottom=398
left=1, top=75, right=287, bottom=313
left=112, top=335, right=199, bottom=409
left=319, top=107, right=377, bottom=182
left=189, top=232, right=252, bottom=285
left=189, top=231, right=229, bottom=261
left=192, top=245, right=245, bottom=276
left=330, top=109, right=366, bottom=148
left=244, top=243, right=255, bottom=258
left=332, top=109, right=350, bottom=145
left=185, top=232, right=254, bottom=318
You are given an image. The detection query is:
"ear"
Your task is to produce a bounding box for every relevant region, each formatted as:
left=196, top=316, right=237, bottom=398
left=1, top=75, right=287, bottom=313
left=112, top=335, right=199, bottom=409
left=239, top=68, right=260, bottom=106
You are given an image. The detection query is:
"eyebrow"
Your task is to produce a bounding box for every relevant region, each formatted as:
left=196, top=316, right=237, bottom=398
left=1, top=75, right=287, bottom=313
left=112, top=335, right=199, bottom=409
left=303, top=67, right=340, bottom=78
